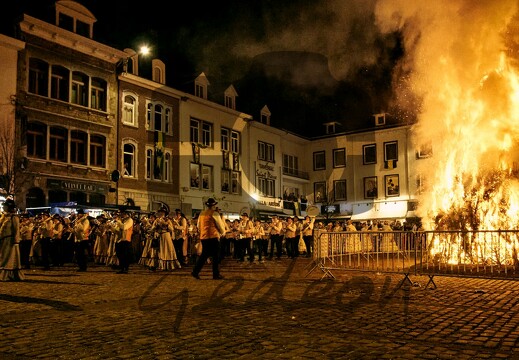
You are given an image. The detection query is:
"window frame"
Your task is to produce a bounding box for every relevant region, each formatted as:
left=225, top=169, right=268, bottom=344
left=122, top=142, right=136, bottom=178
left=122, top=93, right=137, bottom=127
left=313, top=151, right=325, bottom=171
left=364, top=176, right=378, bottom=199
left=314, top=181, right=327, bottom=203
left=363, top=144, right=377, bottom=165
left=334, top=180, right=347, bottom=201
left=385, top=174, right=400, bottom=197
left=333, top=148, right=346, bottom=168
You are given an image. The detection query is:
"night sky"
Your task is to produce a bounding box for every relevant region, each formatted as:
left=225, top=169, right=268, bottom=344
left=2, top=0, right=407, bottom=137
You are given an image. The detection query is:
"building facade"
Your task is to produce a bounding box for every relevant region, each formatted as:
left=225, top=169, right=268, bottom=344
left=1, top=0, right=427, bottom=223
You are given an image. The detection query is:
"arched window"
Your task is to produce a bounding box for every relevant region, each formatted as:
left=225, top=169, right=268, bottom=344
left=146, top=148, right=153, bottom=179
left=49, top=126, right=67, bottom=162
left=91, top=77, right=107, bottom=111
left=122, top=94, right=137, bottom=126
left=154, top=104, right=163, bottom=131
left=51, top=65, right=69, bottom=101
left=123, top=143, right=135, bottom=177
left=71, top=71, right=88, bottom=106
left=89, top=134, right=106, bottom=167
left=28, top=58, right=49, bottom=96
left=27, top=122, right=47, bottom=159
left=70, top=130, right=87, bottom=164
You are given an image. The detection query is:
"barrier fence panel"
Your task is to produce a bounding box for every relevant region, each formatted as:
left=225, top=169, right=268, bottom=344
left=309, top=230, right=519, bottom=286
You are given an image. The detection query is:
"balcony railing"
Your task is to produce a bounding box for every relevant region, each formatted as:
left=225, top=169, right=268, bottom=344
left=282, top=167, right=309, bottom=180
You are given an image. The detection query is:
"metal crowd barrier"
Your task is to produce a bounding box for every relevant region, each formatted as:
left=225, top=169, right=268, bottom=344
left=307, top=230, right=519, bottom=288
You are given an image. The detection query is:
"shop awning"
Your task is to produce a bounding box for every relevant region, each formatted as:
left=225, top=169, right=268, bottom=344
left=351, top=201, right=408, bottom=221
left=257, top=209, right=290, bottom=220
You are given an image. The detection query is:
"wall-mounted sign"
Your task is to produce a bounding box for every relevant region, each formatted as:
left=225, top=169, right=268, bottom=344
left=47, top=179, right=107, bottom=193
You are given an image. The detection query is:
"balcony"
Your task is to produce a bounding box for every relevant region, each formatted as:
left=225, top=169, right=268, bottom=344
left=282, top=167, right=309, bottom=180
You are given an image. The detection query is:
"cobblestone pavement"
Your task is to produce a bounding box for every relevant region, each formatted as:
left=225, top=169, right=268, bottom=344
left=1, top=257, right=519, bottom=359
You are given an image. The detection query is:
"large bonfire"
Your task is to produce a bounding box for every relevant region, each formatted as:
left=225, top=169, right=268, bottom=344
left=375, top=1, right=519, bottom=265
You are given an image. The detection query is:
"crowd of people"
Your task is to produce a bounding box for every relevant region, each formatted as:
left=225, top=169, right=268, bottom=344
left=0, top=196, right=422, bottom=281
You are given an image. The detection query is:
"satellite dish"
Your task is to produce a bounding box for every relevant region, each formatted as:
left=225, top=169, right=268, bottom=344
left=306, top=205, right=320, bottom=217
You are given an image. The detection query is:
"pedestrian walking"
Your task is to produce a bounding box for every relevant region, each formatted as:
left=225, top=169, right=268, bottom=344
left=191, top=198, right=226, bottom=280
left=115, top=210, right=133, bottom=274
left=0, top=199, right=25, bottom=281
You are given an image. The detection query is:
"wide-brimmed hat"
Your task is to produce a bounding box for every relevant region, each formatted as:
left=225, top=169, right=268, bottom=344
left=241, top=212, right=248, bottom=218
left=205, top=198, right=218, bottom=207
left=157, top=206, right=169, bottom=215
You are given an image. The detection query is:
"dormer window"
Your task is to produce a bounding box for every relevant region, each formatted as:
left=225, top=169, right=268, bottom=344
left=194, top=72, right=210, bottom=100
left=260, top=105, right=271, bottom=125
left=374, top=113, right=386, bottom=126
left=323, top=122, right=338, bottom=134
left=224, top=85, right=238, bottom=110
left=55, top=0, right=96, bottom=39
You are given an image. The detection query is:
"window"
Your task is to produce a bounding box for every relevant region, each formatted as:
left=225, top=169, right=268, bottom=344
left=195, top=83, right=205, bottom=99
left=258, top=141, right=274, bottom=162
left=221, top=170, right=240, bottom=194
left=313, top=151, right=325, bottom=170
left=231, top=131, right=240, bottom=153
left=50, top=65, right=69, bottom=101
left=202, top=122, right=212, bottom=147
left=154, top=104, right=162, bottom=131
left=283, top=154, right=298, bottom=176
left=363, top=144, right=377, bottom=165
left=202, top=165, right=213, bottom=190
left=314, top=182, right=327, bottom=203
left=165, top=108, right=171, bottom=134
left=417, top=142, right=433, bottom=159
left=28, top=58, right=49, bottom=96
left=123, top=143, right=135, bottom=177
left=384, top=141, right=398, bottom=169
left=333, top=148, right=346, bottom=168
left=71, top=72, right=88, bottom=106
left=70, top=130, right=87, bottom=164
left=164, top=152, right=171, bottom=182
left=258, top=177, right=275, bottom=197
left=75, top=20, right=90, bottom=37
left=146, top=148, right=153, bottom=179
left=122, top=94, right=137, bottom=126
left=190, top=163, right=200, bottom=188
left=260, top=106, right=271, bottom=125
left=189, top=163, right=212, bottom=190
left=190, top=119, right=199, bottom=143
left=225, top=95, right=234, bottom=109
left=58, top=13, right=74, bottom=32
left=231, top=171, right=240, bottom=194
left=221, top=171, right=230, bottom=192
left=90, top=78, right=106, bottom=111
left=190, top=118, right=212, bottom=147
left=364, top=176, right=378, bottom=199
left=89, top=134, right=105, bottom=167
left=385, top=174, right=400, bottom=197
left=49, top=126, right=67, bottom=162
left=27, top=122, right=46, bottom=159
left=334, top=180, right=347, bottom=201
left=145, top=101, right=171, bottom=133
left=221, top=128, right=229, bottom=151
left=147, top=103, right=152, bottom=129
